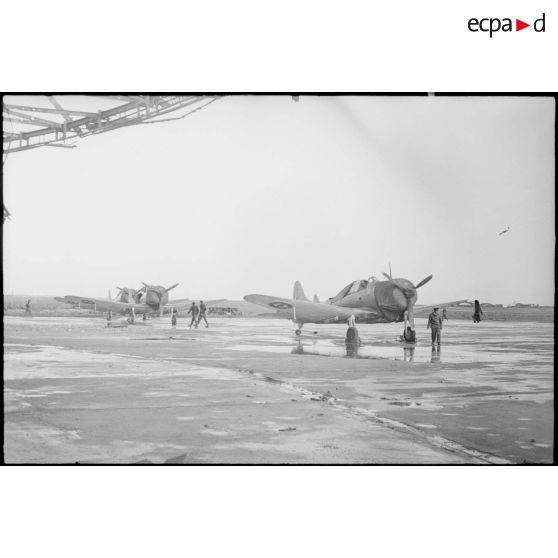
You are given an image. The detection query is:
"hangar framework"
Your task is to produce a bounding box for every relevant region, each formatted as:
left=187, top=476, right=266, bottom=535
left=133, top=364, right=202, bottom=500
left=2, top=95, right=221, bottom=221
left=3, top=95, right=220, bottom=154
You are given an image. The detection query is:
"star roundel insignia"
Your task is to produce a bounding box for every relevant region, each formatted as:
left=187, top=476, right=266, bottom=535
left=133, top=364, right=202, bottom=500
left=269, top=301, right=293, bottom=309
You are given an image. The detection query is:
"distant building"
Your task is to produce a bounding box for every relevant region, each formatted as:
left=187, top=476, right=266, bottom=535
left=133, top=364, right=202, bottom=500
left=208, top=307, right=242, bottom=317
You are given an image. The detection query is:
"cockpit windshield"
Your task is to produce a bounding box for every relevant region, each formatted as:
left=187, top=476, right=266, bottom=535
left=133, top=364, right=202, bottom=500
left=331, top=279, right=368, bottom=301
left=349, top=280, right=368, bottom=294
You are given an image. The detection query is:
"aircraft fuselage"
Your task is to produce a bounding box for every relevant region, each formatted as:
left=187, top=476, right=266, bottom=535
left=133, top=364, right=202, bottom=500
left=326, top=279, right=417, bottom=323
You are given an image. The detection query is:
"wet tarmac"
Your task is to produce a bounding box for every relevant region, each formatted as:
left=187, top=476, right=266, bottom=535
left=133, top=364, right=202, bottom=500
left=3, top=316, right=554, bottom=463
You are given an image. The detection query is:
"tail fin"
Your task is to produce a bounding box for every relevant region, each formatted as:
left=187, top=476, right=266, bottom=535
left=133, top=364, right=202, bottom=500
left=313, top=294, right=320, bottom=303
left=293, top=281, right=310, bottom=301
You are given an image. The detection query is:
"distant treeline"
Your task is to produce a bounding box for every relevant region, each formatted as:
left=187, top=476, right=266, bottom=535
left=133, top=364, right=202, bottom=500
left=443, top=306, right=554, bottom=323
left=3, top=295, right=270, bottom=318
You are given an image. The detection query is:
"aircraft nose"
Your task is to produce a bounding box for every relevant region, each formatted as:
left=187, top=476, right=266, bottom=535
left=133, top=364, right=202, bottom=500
left=145, top=291, right=160, bottom=305
left=391, top=286, right=408, bottom=309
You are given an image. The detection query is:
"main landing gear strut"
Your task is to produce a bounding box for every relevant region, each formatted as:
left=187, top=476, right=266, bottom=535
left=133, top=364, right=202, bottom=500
left=402, top=310, right=416, bottom=343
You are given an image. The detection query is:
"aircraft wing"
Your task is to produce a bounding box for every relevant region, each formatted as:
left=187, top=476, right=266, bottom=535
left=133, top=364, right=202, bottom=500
left=414, top=299, right=470, bottom=317
left=244, top=294, right=374, bottom=324
left=55, top=295, right=147, bottom=313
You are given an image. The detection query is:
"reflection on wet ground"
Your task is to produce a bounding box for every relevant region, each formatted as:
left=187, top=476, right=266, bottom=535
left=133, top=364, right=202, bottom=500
left=227, top=318, right=554, bottom=369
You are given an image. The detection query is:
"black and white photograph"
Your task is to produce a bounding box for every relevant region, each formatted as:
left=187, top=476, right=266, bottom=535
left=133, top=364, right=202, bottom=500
left=3, top=94, right=554, bottom=465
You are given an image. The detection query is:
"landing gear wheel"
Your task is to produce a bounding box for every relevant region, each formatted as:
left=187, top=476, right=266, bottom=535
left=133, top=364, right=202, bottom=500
left=295, top=329, right=302, bottom=336
left=403, top=328, right=416, bottom=343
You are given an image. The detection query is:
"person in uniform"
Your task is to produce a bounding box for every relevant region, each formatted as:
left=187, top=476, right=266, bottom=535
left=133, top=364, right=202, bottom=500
left=473, top=300, right=483, bottom=323
left=427, top=307, right=443, bottom=347
left=198, top=301, right=209, bottom=328
left=188, top=302, right=199, bottom=329
left=171, top=309, right=178, bottom=329
left=24, top=299, right=32, bottom=316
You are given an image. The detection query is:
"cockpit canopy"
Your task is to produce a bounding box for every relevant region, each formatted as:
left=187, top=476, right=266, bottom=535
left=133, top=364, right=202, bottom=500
left=330, top=279, right=368, bottom=302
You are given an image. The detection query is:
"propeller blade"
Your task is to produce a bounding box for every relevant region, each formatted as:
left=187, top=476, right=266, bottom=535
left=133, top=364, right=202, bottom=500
left=382, top=272, right=394, bottom=282
left=142, top=282, right=149, bottom=288
left=116, top=286, right=123, bottom=292
left=415, top=275, right=433, bottom=289
left=165, top=283, right=179, bottom=292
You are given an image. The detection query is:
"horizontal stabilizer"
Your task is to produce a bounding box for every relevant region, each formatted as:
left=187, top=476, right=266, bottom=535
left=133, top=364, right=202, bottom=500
left=293, top=281, right=310, bottom=301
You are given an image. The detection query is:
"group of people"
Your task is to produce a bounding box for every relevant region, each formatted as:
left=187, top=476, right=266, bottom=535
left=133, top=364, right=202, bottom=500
left=171, top=301, right=209, bottom=329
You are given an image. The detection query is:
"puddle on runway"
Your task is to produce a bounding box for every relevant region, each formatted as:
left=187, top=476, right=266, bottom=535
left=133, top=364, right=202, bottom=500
left=228, top=340, right=548, bottom=366
left=226, top=319, right=553, bottom=370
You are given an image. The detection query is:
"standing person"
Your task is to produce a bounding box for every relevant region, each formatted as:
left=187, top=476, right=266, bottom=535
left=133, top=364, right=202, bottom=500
left=171, top=309, right=177, bottom=329
left=473, top=300, right=483, bottom=323
left=198, top=301, right=209, bottom=328
left=442, top=307, right=448, bottom=321
left=24, top=299, right=31, bottom=316
left=188, top=301, right=199, bottom=329
left=427, top=307, right=443, bottom=347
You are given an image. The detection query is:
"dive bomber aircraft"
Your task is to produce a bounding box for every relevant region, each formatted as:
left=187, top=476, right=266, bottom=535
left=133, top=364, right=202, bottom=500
left=56, top=282, right=223, bottom=320
left=245, top=272, right=467, bottom=338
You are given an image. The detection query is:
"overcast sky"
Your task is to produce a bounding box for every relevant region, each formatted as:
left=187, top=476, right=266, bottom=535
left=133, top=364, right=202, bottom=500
left=3, top=95, right=555, bottom=305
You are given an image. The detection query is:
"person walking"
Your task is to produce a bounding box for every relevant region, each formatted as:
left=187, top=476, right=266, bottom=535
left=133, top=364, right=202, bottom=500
left=188, top=301, right=199, bottom=329
left=473, top=300, right=483, bottom=323
left=427, top=307, right=443, bottom=347
left=171, top=309, right=177, bottom=329
left=24, top=299, right=31, bottom=316
left=198, top=301, right=209, bottom=328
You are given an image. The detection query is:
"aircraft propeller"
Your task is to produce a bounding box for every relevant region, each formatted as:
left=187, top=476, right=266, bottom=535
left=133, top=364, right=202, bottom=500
left=415, top=275, right=433, bottom=289
left=381, top=272, right=432, bottom=292
left=140, top=282, right=179, bottom=315
left=381, top=272, right=433, bottom=330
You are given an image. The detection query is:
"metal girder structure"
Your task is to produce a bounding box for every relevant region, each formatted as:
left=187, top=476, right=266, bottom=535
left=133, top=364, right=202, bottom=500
left=3, top=95, right=220, bottom=154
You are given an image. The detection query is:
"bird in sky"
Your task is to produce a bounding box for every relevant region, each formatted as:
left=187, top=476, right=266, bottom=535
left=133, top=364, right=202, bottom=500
left=498, top=227, right=510, bottom=236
